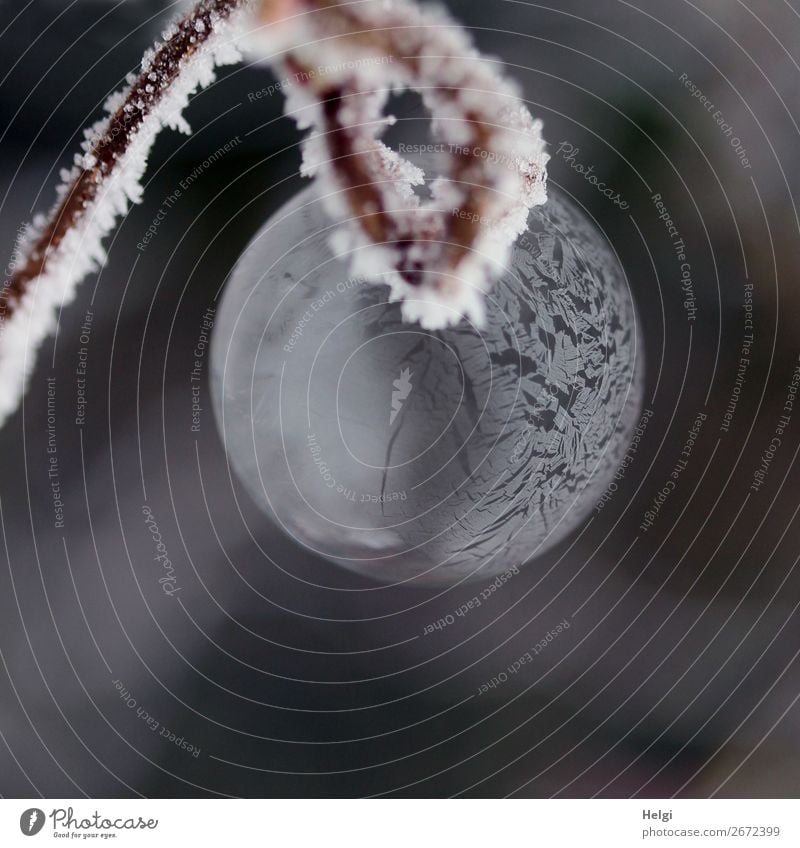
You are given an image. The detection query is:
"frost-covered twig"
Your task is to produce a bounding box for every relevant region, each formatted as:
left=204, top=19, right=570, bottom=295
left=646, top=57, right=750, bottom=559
left=0, top=0, right=251, bottom=427
left=1, top=0, right=548, bottom=428
left=257, top=0, right=548, bottom=329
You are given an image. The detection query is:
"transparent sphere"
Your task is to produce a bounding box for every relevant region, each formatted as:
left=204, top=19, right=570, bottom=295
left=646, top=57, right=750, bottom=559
left=211, top=184, right=643, bottom=586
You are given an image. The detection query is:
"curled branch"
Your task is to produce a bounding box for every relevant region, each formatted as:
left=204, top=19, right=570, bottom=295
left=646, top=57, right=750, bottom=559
left=1, top=0, right=547, bottom=427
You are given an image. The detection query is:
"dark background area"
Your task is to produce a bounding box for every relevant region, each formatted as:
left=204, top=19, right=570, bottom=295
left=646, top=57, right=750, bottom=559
left=0, top=0, right=798, bottom=797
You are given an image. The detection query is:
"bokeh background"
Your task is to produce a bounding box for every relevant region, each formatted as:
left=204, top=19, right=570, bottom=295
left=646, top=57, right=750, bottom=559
left=0, top=0, right=799, bottom=797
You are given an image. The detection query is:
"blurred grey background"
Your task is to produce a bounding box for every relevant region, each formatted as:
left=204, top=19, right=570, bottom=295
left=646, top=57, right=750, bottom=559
left=0, top=0, right=799, bottom=797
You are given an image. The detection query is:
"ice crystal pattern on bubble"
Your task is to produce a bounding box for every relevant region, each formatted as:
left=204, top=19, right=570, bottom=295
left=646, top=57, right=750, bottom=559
left=213, top=183, right=643, bottom=586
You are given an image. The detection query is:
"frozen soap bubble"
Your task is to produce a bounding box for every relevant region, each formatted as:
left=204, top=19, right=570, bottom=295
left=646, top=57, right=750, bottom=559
left=211, top=184, right=644, bottom=586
